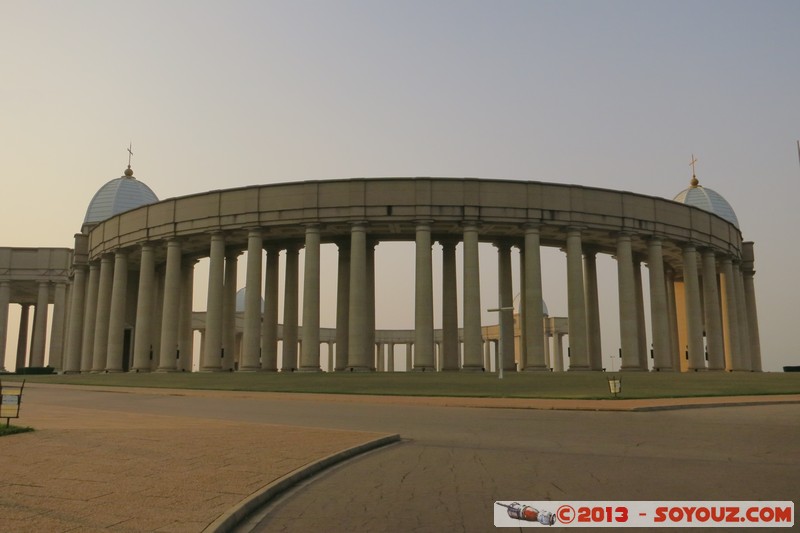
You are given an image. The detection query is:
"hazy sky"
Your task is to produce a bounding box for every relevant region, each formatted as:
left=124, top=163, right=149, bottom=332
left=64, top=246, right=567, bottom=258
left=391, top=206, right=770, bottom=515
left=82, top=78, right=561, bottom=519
left=2, top=1, right=799, bottom=371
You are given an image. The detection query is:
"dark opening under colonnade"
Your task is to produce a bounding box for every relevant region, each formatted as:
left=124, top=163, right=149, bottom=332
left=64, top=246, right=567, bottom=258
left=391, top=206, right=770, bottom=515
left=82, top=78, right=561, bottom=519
left=47, top=177, right=761, bottom=375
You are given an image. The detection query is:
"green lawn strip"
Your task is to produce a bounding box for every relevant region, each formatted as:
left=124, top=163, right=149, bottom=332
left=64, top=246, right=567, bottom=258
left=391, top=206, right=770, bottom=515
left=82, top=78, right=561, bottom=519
left=0, top=425, right=34, bottom=437
left=3, top=372, right=799, bottom=399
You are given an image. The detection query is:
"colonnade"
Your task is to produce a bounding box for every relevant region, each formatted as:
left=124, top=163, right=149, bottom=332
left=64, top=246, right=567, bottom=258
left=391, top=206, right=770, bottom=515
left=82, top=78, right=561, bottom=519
left=57, top=226, right=761, bottom=375
left=1, top=177, right=754, bottom=376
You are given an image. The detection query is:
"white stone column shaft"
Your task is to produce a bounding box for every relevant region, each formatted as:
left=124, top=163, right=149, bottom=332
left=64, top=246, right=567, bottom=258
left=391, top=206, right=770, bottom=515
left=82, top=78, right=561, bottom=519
left=282, top=244, right=300, bottom=370
left=241, top=230, right=264, bottom=371
left=566, top=229, right=589, bottom=369
left=335, top=242, right=350, bottom=371
left=741, top=243, right=762, bottom=371
left=524, top=226, right=546, bottom=370
left=496, top=242, right=515, bottom=371
left=347, top=223, right=370, bottom=370
left=80, top=263, right=100, bottom=371
left=158, top=240, right=182, bottom=371
left=64, top=267, right=86, bottom=373
left=222, top=250, right=239, bottom=371
left=720, top=257, right=741, bottom=371
left=48, top=282, right=68, bottom=370
left=441, top=239, right=459, bottom=370
left=682, top=245, right=705, bottom=370
left=178, top=259, right=195, bottom=372
left=366, top=241, right=377, bottom=368
left=734, top=264, right=752, bottom=371
left=92, top=255, right=114, bottom=372
left=15, top=304, right=30, bottom=370
left=261, top=246, right=279, bottom=371
left=665, top=268, right=680, bottom=371
left=554, top=334, right=565, bottom=372
left=106, top=251, right=129, bottom=372
left=462, top=223, right=483, bottom=370
left=647, top=239, right=672, bottom=371
left=132, top=244, right=156, bottom=372
left=633, top=259, right=648, bottom=370
left=583, top=250, right=602, bottom=370
left=616, top=234, right=640, bottom=370
left=300, top=225, right=321, bottom=371
left=0, top=282, right=10, bottom=371
left=202, top=233, right=225, bottom=371
left=701, top=249, right=725, bottom=370
left=414, top=222, right=435, bottom=370
left=30, top=281, right=50, bottom=367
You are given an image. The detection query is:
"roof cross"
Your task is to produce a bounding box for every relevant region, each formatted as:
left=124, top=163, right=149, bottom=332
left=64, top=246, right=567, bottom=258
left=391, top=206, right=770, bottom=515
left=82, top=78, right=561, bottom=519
left=127, top=142, right=134, bottom=169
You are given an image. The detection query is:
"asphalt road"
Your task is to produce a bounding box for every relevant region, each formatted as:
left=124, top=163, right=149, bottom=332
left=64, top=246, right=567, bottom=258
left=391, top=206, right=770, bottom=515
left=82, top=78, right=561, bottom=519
left=26, top=387, right=800, bottom=532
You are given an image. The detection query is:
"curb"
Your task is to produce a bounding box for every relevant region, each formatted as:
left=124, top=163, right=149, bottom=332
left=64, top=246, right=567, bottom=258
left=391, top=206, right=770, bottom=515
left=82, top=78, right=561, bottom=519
left=630, top=399, right=800, bottom=412
left=203, top=433, right=401, bottom=533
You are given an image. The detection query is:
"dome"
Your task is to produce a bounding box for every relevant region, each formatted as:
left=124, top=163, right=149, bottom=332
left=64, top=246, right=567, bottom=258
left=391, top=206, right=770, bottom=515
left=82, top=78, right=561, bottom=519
left=83, top=167, right=158, bottom=229
left=673, top=176, right=739, bottom=228
left=512, top=293, right=549, bottom=316
left=235, top=287, right=264, bottom=313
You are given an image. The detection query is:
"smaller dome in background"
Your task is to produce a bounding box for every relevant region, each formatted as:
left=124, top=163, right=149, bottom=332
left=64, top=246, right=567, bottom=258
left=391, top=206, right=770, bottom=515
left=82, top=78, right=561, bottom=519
left=673, top=176, right=739, bottom=229
left=235, top=287, right=265, bottom=313
left=512, top=293, right=549, bottom=317
left=82, top=167, right=159, bottom=230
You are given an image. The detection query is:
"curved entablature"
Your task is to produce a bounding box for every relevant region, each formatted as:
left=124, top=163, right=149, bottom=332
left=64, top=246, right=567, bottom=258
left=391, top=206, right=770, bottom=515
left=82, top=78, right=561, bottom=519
left=83, top=177, right=743, bottom=275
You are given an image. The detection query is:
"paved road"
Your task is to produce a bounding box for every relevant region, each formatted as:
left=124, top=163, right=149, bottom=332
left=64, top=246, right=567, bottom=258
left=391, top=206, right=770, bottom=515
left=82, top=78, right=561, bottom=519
left=25, top=386, right=799, bottom=532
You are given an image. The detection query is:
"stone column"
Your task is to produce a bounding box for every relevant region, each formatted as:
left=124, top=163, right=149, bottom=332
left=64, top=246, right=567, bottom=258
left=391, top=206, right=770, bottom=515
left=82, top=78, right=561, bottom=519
left=543, top=332, right=551, bottom=369
left=405, top=342, right=413, bottom=371
left=734, top=264, right=752, bottom=371
left=462, top=222, right=483, bottom=370
left=523, top=226, right=546, bottom=370
left=48, top=282, right=68, bottom=370
left=151, top=269, right=165, bottom=370
left=30, top=281, right=50, bottom=367
left=554, top=333, right=565, bottom=372
left=132, top=244, right=156, bottom=372
left=80, top=262, right=100, bottom=372
left=483, top=338, right=491, bottom=371
left=741, top=242, right=762, bottom=372
left=92, top=254, right=114, bottom=372
left=178, top=259, right=195, bottom=372
left=0, top=282, right=10, bottom=371
left=158, top=240, right=182, bottom=372
left=616, top=233, right=640, bottom=370
left=335, top=242, right=350, bottom=371
left=682, top=245, right=705, bottom=371
left=300, top=225, right=321, bottom=371
left=719, top=256, right=740, bottom=371
left=441, top=238, right=459, bottom=370
left=647, top=239, right=672, bottom=371
left=106, top=251, right=129, bottom=372
left=633, top=258, right=648, bottom=370
left=495, top=241, right=515, bottom=371
left=387, top=343, right=395, bottom=372
left=241, top=230, right=264, bottom=371
left=583, top=249, right=602, bottom=371
left=15, top=304, right=30, bottom=370
left=202, top=233, right=225, bottom=371
left=347, top=223, right=370, bottom=370
left=261, top=246, right=279, bottom=371
left=222, top=250, right=239, bottom=371
left=414, top=221, right=435, bottom=370
left=282, top=244, right=300, bottom=371
left=566, top=229, right=589, bottom=369
left=665, top=268, right=680, bottom=371
left=366, top=240, right=377, bottom=368
left=700, top=249, right=725, bottom=370
left=64, top=267, right=86, bottom=373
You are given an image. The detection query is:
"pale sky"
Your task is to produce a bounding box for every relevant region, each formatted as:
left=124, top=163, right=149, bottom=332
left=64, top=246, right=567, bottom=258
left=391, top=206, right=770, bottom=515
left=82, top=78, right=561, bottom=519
left=2, top=1, right=799, bottom=371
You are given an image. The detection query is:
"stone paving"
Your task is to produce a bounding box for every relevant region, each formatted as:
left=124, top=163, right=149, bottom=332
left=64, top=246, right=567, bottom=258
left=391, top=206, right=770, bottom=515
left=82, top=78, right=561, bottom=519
left=1, top=385, right=798, bottom=533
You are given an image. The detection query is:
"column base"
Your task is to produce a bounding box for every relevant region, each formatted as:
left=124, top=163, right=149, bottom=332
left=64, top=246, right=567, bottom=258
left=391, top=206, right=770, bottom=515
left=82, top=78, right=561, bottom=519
left=460, top=365, right=485, bottom=372
left=155, top=368, right=179, bottom=373
left=567, top=366, right=593, bottom=371
left=129, top=368, right=151, bottom=373
left=259, top=368, right=279, bottom=372
left=199, top=367, right=223, bottom=372
left=412, top=367, right=435, bottom=372
left=345, top=366, right=375, bottom=372
left=237, top=367, right=260, bottom=372
left=105, top=369, right=125, bottom=373
left=523, top=365, right=550, bottom=371
left=296, top=367, right=321, bottom=372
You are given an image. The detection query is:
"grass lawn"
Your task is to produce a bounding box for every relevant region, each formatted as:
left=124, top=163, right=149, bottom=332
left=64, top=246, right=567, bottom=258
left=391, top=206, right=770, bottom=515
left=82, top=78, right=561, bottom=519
left=0, top=424, right=33, bottom=437
left=2, top=371, right=799, bottom=399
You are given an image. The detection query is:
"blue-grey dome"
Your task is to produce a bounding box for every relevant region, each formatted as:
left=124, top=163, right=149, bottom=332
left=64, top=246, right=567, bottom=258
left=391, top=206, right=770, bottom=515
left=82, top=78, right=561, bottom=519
left=83, top=167, right=158, bottom=228
left=673, top=177, right=739, bottom=228
left=512, top=293, right=549, bottom=316
left=235, top=287, right=264, bottom=313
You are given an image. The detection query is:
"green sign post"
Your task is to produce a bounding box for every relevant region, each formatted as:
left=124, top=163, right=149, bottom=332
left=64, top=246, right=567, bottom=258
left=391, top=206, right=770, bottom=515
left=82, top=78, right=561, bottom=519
left=0, top=380, right=25, bottom=427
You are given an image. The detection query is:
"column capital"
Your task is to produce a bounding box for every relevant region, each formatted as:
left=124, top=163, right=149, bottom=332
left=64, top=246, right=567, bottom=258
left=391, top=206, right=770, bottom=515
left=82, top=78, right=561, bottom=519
left=460, top=220, right=481, bottom=231
left=523, top=222, right=541, bottom=232
left=492, top=240, right=513, bottom=251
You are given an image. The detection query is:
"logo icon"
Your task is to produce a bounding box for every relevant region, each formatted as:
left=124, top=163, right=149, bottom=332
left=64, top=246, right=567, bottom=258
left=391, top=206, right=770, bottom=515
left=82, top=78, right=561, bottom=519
left=496, top=502, right=556, bottom=526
